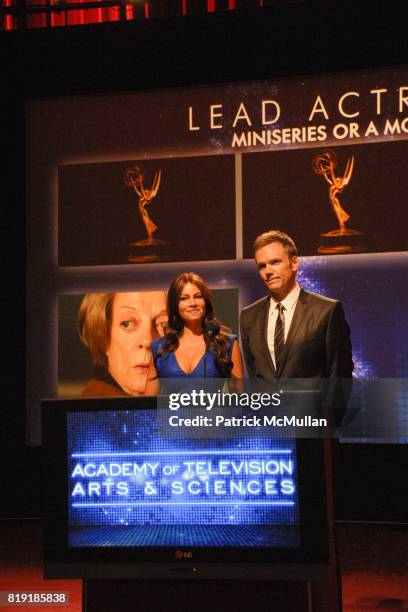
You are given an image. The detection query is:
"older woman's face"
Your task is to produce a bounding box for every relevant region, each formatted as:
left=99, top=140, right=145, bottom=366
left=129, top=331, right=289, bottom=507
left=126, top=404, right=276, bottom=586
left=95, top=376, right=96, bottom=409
left=106, top=291, right=166, bottom=395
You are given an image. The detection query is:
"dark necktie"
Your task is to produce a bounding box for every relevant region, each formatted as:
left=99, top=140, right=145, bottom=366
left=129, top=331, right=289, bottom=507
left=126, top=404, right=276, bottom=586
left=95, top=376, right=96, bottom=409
left=274, top=302, right=285, bottom=371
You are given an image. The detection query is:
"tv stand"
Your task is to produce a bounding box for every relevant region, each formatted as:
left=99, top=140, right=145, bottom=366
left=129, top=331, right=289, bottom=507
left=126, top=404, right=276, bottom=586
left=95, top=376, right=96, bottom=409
left=83, top=579, right=318, bottom=612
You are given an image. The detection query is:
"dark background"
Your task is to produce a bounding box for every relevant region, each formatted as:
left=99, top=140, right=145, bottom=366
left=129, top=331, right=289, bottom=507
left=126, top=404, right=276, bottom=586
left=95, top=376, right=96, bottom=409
left=1, top=0, right=408, bottom=520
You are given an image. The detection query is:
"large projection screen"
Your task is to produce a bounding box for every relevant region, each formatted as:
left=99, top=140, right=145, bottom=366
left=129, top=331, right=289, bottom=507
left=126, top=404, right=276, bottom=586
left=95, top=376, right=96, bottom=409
left=27, top=65, right=408, bottom=444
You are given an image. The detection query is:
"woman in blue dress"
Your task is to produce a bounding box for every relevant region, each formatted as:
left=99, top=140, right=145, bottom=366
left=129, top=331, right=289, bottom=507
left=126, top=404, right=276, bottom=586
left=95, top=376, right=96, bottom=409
left=146, top=273, right=244, bottom=393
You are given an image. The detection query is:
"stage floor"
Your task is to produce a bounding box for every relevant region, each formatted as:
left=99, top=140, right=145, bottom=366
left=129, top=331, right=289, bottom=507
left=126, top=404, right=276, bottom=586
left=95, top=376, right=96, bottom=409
left=0, top=519, right=407, bottom=611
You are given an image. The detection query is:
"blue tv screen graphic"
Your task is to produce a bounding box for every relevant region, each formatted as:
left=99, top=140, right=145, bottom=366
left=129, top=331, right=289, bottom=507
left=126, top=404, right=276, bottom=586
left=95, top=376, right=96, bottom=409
left=67, top=408, right=300, bottom=548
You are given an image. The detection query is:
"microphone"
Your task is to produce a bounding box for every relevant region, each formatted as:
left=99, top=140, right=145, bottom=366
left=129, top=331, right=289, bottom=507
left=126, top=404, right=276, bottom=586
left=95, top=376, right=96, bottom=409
left=203, top=321, right=220, bottom=379
left=204, top=321, right=220, bottom=338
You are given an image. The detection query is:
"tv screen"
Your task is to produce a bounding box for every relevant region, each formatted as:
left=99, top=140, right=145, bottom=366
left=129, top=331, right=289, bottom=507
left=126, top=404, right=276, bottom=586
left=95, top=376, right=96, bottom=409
left=43, top=397, right=329, bottom=580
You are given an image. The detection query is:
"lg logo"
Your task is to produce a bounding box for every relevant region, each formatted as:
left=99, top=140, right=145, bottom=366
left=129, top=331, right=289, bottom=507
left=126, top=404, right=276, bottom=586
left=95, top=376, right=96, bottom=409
left=175, top=550, right=193, bottom=559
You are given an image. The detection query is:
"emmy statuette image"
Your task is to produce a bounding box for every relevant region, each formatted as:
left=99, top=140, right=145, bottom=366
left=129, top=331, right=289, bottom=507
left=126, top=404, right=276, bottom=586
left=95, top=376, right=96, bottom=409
left=126, top=163, right=168, bottom=262
left=313, top=150, right=365, bottom=254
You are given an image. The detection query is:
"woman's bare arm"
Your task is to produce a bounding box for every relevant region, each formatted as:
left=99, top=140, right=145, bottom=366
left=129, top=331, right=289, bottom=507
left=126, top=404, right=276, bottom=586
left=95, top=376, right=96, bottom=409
left=230, top=340, right=244, bottom=379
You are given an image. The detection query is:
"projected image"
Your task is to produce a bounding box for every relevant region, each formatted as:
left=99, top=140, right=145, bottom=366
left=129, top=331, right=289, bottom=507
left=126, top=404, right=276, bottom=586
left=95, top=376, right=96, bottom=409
left=58, top=155, right=236, bottom=266
left=242, top=140, right=408, bottom=257
left=58, top=287, right=240, bottom=399
left=59, top=291, right=167, bottom=398
left=68, top=408, right=300, bottom=548
left=27, top=66, right=408, bottom=446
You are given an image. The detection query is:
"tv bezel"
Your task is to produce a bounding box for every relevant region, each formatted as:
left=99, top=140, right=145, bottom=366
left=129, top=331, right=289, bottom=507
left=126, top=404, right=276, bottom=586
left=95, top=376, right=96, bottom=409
left=42, top=396, right=330, bottom=580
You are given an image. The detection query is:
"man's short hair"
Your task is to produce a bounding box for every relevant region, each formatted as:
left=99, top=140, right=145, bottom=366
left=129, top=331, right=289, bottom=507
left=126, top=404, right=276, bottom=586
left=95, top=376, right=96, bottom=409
left=253, top=230, right=298, bottom=259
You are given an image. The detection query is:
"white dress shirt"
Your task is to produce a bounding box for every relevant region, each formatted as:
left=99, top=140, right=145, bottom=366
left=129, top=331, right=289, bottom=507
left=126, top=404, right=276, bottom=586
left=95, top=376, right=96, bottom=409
left=267, top=283, right=301, bottom=368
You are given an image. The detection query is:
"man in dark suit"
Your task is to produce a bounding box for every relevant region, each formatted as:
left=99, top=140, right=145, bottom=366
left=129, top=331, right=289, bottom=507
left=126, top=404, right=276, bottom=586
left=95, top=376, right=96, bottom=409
left=240, top=229, right=353, bottom=422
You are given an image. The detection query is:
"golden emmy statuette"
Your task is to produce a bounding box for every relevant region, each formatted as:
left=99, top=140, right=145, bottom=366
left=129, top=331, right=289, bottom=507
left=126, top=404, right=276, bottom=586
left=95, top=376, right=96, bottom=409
left=313, top=150, right=365, bottom=254
left=126, top=163, right=167, bottom=263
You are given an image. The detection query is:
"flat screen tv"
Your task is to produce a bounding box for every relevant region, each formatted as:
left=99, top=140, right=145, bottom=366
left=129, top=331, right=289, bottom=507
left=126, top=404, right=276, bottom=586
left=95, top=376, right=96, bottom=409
left=42, top=397, right=329, bottom=580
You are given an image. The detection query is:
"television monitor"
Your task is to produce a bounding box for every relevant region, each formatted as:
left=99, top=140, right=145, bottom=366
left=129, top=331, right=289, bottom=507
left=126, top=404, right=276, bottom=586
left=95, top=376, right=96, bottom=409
left=42, top=396, right=329, bottom=580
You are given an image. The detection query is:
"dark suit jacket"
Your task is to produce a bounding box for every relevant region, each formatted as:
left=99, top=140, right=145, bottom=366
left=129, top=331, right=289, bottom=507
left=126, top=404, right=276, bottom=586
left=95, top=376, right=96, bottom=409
left=240, top=288, right=353, bottom=380
left=240, top=288, right=353, bottom=424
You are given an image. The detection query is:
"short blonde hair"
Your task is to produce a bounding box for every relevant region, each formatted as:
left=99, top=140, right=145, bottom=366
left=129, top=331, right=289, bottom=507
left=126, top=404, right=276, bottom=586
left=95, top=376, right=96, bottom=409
left=77, top=293, right=115, bottom=367
left=253, top=230, right=298, bottom=259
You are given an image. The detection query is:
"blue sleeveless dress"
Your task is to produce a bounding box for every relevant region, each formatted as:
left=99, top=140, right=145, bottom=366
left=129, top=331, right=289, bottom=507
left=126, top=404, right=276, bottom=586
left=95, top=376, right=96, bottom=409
left=152, top=334, right=237, bottom=379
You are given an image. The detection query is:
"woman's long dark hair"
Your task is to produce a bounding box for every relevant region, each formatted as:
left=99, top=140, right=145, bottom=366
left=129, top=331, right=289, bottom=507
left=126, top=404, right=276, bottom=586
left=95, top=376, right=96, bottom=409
left=159, top=272, right=233, bottom=377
